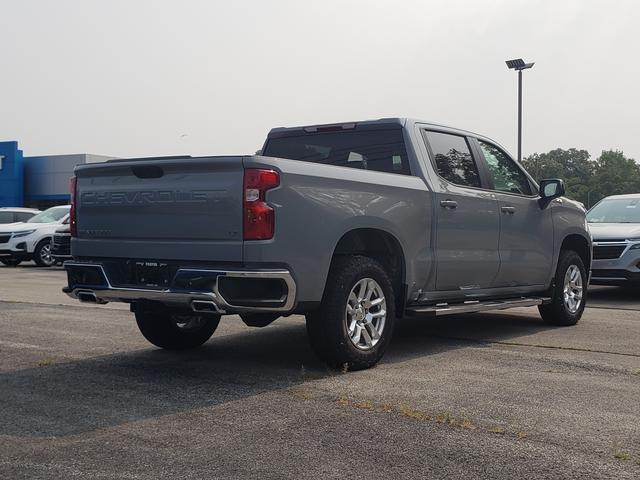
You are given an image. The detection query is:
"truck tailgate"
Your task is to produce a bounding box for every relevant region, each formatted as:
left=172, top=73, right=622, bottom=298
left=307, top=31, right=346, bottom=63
left=73, top=156, right=244, bottom=262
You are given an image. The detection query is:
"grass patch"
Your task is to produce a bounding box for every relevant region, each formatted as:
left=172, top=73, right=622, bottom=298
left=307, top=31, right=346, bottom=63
left=354, top=400, right=374, bottom=410
left=460, top=419, right=478, bottom=431
left=435, top=413, right=450, bottom=424
left=335, top=396, right=528, bottom=440
left=36, top=358, right=55, bottom=367
left=613, top=451, right=629, bottom=461
left=399, top=406, right=431, bottom=421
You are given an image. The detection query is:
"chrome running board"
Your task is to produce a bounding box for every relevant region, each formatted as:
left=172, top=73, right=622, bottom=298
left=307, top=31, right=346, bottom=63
left=405, top=297, right=550, bottom=317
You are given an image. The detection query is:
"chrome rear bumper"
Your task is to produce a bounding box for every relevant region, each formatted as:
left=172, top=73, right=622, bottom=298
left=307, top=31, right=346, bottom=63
left=63, top=261, right=297, bottom=314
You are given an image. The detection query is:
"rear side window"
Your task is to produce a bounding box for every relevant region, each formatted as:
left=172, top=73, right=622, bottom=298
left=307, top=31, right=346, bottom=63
left=263, top=129, right=411, bottom=175
left=0, top=211, right=14, bottom=223
left=424, top=131, right=481, bottom=188
left=16, top=212, right=35, bottom=222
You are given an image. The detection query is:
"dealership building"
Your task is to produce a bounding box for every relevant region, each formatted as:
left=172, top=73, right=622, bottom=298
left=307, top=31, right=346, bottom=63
left=0, top=141, right=114, bottom=210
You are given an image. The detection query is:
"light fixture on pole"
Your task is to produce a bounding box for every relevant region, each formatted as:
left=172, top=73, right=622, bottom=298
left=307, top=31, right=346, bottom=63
left=505, top=58, right=534, bottom=162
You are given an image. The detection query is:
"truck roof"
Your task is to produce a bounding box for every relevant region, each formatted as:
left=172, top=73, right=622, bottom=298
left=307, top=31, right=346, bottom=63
left=266, top=118, right=518, bottom=161
left=267, top=118, right=487, bottom=140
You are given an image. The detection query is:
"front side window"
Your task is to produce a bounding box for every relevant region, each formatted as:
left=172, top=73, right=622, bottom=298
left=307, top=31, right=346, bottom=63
left=478, top=140, right=532, bottom=195
left=263, top=128, right=411, bottom=175
left=424, top=131, right=481, bottom=188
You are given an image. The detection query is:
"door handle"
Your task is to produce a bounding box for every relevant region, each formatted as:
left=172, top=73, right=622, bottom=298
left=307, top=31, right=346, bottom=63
left=440, top=200, right=458, bottom=209
left=501, top=206, right=516, bottom=214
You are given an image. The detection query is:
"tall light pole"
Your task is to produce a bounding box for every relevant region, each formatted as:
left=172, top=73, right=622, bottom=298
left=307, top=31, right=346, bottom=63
left=505, top=58, right=534, bottom=162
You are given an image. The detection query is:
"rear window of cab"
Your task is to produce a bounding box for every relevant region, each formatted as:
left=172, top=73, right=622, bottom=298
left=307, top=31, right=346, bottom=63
left=263, top=129, right=411, bottom=175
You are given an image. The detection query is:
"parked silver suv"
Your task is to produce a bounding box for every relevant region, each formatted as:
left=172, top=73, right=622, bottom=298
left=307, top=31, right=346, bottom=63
left=588, top=194, right=640, bottom=285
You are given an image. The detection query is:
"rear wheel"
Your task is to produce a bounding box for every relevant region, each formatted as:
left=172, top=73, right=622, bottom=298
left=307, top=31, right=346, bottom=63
left=306, top=255, right=395, bottom=371
left=33, top=239, right=55, bottom=267
left=135, top=311, right=221, bottom=349
left=1, top=259, right=22, bottom=267
left=539, top=250, right=587, bottom=326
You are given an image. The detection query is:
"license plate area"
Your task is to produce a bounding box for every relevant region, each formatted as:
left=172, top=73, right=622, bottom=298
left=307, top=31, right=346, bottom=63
left=134, top=261, right=170, bottom=288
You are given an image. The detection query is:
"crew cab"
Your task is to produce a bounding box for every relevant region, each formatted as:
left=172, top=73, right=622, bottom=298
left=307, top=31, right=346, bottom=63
left=63, top=119, right=591, bottom=370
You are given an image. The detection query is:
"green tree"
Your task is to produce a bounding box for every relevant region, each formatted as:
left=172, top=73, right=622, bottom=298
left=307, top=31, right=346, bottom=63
left=522, top=148, right=593, bottom=205
left=590, top=150, right=640, bottom=203
left=522, top=148, right=640, bottom=207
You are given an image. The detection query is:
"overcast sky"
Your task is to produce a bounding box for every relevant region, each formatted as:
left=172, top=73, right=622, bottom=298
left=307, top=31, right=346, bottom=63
left=2, top=0, right=639, bottom=162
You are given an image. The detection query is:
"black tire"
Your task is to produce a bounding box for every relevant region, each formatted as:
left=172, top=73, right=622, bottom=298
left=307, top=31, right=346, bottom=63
left=135, top=311, right=221, bottom=349
left=33, top=239, right=54, bottom=267
left=539, top=250, right=587, bottom=326
left=1, top=259, right=22, bottom=267
left=306, top=255, right=396, bottom=371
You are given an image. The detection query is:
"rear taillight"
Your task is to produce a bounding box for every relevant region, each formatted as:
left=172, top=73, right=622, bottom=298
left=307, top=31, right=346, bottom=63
left=243, top=169, right=279, bottom=240
left=69, top=176, right=77, bottom=237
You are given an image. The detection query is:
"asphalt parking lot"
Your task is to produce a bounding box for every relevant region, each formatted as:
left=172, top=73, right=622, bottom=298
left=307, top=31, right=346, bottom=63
left=1, top=265, right=639, bottom=479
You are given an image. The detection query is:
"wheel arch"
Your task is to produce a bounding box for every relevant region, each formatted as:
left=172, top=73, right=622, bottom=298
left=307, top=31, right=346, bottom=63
left=560, top=234, right=591, bottom=271
left=32, top=236, right=54, bottom=266
left=29, top=235, right=52, bottom=253
left=330, top=228, right=407, bottom=317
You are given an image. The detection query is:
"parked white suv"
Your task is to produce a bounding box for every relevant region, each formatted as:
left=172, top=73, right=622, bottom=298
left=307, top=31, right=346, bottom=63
left=0, top=207, right=41, bottom=224
left=0, top=205, right=70, bottom=267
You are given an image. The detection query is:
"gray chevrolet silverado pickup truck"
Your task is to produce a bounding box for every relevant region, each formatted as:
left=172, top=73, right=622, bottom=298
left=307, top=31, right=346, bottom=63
left=63, top=118, right=592, bottom=370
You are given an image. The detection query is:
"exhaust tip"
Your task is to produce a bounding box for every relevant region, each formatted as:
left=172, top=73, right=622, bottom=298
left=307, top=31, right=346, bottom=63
left=77, top=291, right=98, bottom=303
left=191, top=300, right=220, bottom=313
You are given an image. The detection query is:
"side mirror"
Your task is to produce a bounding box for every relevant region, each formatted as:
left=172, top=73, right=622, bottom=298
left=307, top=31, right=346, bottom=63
left=538, top=179, right=565, bottom=200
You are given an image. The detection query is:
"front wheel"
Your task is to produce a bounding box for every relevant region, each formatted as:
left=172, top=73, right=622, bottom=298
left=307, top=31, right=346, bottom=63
left=306, top=255, right=395, bottom=371
left=135, top=311, right=221, bottom=349
left=33, top=239, right=55, bottom=267
left=539, top=250, right=587, bottom=326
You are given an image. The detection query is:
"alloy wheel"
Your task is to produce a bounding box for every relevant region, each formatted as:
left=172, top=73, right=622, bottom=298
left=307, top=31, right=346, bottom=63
left=345, top=278, right=387, bottom=350
left=563, top=264, right=583, bottom=314
left=40, top=244, right=54, bottom=266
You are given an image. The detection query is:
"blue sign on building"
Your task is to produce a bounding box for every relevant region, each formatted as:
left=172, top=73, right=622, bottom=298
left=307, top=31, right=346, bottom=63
left=0, top=141, right=24, bottom=207
left=0, top=140, right=114, bottom=208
